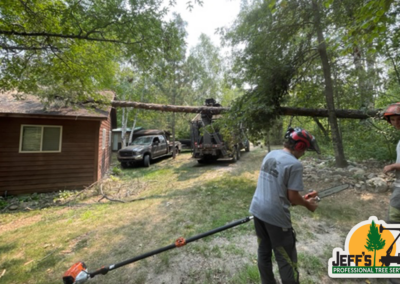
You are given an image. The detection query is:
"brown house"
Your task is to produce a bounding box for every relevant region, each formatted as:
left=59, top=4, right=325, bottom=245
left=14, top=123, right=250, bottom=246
left=0, top=92, right=117, bottom=196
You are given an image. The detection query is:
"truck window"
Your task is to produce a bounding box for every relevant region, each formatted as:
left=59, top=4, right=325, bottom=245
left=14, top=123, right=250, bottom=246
left=132, top=136, right=153, bottom=145
left=159, top=136, right=165, bottom=143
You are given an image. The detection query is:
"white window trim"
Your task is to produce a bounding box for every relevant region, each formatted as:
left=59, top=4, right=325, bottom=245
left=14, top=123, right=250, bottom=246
left=19, top=125, right=63, bottom=153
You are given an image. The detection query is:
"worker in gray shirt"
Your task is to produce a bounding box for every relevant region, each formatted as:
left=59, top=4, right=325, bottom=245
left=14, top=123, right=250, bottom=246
left=249, top=127, right=320, bottom=284
left=383, top=103, right=400, bottom=284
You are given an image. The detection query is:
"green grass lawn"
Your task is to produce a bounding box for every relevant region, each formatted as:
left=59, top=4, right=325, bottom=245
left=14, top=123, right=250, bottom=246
left=0, top=147, right=389, bottom=284
left=0, top=149, right=265, bottom=284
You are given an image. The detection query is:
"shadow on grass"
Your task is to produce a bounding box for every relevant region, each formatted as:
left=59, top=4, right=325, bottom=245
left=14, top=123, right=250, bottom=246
left=172, top=151, right=252, bottom=182
left=119, top=154, right=173, bottom=169
left=0, top=243, right=17, bottom=254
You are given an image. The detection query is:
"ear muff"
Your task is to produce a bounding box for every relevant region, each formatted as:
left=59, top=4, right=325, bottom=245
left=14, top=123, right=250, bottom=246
left=294, top=141, right=306, bottom=151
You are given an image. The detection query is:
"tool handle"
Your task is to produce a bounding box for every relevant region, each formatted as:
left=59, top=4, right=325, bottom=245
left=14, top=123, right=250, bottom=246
left=304, top=190, right=318, bottom=200
left=88, top=216, right=254, bottom=279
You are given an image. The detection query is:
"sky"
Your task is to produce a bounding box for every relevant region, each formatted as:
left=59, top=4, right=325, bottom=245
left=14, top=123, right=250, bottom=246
left=168, top=0, right=241, bottom=51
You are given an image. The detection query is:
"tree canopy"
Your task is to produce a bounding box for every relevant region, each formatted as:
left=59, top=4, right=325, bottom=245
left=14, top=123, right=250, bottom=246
left=0, top=0, right=168, bottom=101
left=222, top=0, right=400, bottom=164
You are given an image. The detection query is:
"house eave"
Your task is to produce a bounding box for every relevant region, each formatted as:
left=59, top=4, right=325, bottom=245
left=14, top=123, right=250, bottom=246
left=0, top=113, right=108, bottom=121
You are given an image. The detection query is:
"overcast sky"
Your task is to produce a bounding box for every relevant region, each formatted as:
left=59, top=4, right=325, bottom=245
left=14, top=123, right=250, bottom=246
left=168, top=0, right=241, bottom=50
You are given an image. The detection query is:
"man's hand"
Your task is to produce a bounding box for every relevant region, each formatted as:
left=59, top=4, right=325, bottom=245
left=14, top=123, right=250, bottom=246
left=288, top=189, right=318, bottom=212
left=384, top=164, right=395, bottom=174
left=304, top=190, right=318, bottom=200
left=305, top=198, right=318, bottom=212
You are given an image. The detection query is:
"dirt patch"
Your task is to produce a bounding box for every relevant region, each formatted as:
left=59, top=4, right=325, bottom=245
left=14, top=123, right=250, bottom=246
left=0, top=214, right=42, bottom=234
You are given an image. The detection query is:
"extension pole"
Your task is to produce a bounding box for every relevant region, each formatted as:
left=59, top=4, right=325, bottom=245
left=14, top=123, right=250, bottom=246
left=89, top=216, right=253, bottom=279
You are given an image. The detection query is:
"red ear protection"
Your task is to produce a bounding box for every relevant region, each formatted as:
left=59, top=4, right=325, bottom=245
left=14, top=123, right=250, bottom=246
left=294, top=141, right=306, bottom=151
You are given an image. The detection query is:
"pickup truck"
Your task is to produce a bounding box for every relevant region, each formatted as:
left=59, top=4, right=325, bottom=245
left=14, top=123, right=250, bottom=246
left=117, top=129, right=181, bottom=168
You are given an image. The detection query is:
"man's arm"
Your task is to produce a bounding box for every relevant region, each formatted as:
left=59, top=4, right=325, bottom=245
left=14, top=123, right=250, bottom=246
left=288, top=189, right=318, bottom=212
left=384, top=163, right=400, bottom=174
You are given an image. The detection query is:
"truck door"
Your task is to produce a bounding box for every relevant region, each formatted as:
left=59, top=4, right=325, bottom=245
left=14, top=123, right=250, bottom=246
left=158, top=135, right=168, bottom=155
left=151, top=137, right=160, bottom=158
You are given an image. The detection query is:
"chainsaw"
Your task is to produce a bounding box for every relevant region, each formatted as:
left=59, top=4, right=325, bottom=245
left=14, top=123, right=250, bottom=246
left=304, top=184, right=349, bottom=202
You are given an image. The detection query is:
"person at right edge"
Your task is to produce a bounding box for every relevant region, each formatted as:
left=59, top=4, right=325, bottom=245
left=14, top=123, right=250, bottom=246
left=249, top=127, right=320, bottom=284
left=383, top=103, right=400, bottom=284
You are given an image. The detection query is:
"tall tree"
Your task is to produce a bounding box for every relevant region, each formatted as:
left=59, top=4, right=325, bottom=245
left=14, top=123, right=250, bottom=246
left=224, top=0, right=318, bottom=141
left=224, top=0, right=397, bottom=166
left=312, top=0, right=347, bottom=167
left=114, top=68, right=149, bottom=147
left=151, top=13, right=188, bottom=158
left=186, top=34, right=224, bottom=105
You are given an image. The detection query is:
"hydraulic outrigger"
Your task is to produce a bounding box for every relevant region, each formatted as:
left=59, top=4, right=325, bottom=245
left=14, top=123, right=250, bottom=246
left=379, top=224, right=400, bottom=267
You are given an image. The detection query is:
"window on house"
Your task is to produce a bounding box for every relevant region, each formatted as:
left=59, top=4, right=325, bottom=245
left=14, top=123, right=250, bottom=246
left=20, top=125, right=62, bottom=153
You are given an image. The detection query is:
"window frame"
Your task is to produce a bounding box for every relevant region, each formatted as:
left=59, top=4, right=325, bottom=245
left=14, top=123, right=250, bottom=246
left=19, top=124, right=63, bottom=153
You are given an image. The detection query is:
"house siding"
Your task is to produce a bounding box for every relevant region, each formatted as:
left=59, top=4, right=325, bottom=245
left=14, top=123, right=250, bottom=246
left=0, top=117, right=99, bottom=195
left=97, top=114, right=112, bottom=180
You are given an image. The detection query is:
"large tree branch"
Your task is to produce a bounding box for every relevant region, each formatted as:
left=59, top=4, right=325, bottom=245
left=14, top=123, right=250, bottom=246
left=110, top=100, right=381, bottom=119
left=0, top=44, right=56, bottom=51
left=0, top=30, right=143, bottom=45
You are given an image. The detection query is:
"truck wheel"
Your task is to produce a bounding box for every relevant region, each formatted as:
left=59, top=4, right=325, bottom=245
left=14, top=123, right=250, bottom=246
left=232, top=148, right=238, bottom=163
left=143, top=155, right=151, bottom=167
left=175, top=147, right=180, bottom=155
left=245, top=141, right=250, bottom=152
left=236, top=149, right=241, bottom=160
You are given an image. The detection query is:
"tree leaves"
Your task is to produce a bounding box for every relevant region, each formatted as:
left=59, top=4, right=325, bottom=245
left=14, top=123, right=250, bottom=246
left=0, top=0, right=167, bottom=100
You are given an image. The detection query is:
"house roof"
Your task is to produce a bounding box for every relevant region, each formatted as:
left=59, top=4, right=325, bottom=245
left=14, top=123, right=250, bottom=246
left=0, top=91, right=115, bottom=120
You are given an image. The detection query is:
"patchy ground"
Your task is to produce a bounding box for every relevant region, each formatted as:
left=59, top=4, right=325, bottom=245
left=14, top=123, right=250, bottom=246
left=0, top=148, right=395, bottom=284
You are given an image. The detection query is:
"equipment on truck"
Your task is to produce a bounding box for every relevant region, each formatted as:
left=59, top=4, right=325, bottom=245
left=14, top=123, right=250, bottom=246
left=190, top=99, right=249, bottom=163
left=379, top=225, right=400, bottom=267
left=62, top=216, right=253, bottom=284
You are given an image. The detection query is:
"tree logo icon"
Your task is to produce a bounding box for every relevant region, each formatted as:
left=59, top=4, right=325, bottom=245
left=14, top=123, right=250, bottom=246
left=329, top=216, right=400, bottom=278
left=364, top=220, right=386, bottom=267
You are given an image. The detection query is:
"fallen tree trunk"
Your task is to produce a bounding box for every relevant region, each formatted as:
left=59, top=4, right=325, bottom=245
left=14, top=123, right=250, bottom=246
left=280, top=106, right=380, bottom=119
left=111, top=100, right=382, bottom=119
left=111, top=101, right=230, bottom=114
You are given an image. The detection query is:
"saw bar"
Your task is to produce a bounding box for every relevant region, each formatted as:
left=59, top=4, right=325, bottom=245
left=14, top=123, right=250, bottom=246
left=318, top=184, right=349, bottom=199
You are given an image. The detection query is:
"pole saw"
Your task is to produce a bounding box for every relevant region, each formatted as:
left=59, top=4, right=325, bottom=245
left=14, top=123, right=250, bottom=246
left=63, top=184, right=349, bottom=283
left=62, top=216, right=253, bottom=284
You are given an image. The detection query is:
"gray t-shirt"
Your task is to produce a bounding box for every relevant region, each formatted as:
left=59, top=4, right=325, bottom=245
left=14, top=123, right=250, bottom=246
left=391, top=141, right=400, bottom=208
left=249, top=149, right=304, bottom=228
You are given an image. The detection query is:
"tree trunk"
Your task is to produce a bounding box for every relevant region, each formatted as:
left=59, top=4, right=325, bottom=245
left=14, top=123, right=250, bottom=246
left=128, top=110, right=138, bottom=145
left=110, top=101, right=380, bottom=119
left=312, top=0, right=348, bottom=167
left=172, top=89, right=176, bottom=159
left=313, top=117, right=329, bottom=139
left=121, top=107, right=128, bottom=148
